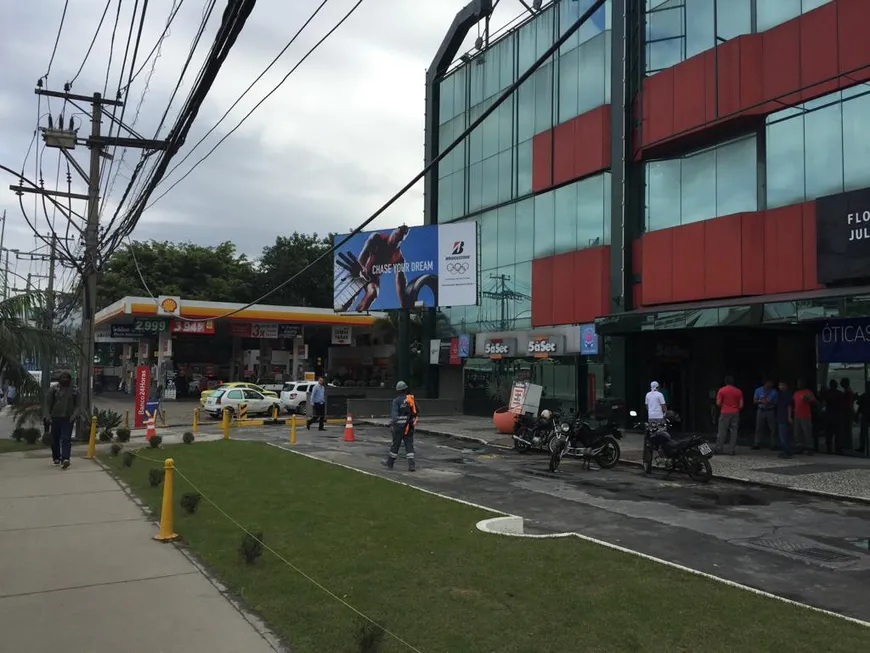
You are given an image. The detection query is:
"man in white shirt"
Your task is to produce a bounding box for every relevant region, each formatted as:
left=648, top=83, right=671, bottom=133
left=645, top=381, right=667, bottom=424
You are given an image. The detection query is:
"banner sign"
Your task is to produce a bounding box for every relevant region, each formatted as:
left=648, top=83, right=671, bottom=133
left=458, top=334, right=471, bottom=358
left=483, top=337, right=516, bottom=359
left=579, top=323, right=599, bottom=355
left=134, top=365, right=150, bottom=428
left=251, top=322, right=279, bottom=339
left=527, top=334, right=566, bottom=358
left=817, top=318, right=870, bottom=363
left=816, top=186, right=870, bottom=284
left=508, top=381, right=529, bottom=415
left=438, top=339, right=452, bottom=365
left=331, top=325, right=352, bottom=345
left=333, top=221, right=478, bottom=311
left=429, top=339, right=440, bottom=365
left=449, top=337, right=460, bottom=365
left=171, top=319, right=215, bottom=335
left=278, top=324, right=301, bottom=339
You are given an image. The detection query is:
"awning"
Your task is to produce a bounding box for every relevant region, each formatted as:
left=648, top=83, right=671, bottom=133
left=594, top=285, right=870, bottom=335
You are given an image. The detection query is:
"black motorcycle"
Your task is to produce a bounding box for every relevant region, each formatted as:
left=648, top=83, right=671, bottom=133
left=548, top=413, right=622, bottom=472
left=513, top=409, right=560, bottom=453
left=631, top=410, right=714, bottom=483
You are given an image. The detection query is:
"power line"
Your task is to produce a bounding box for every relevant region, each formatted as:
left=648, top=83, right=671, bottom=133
left=128, top=0, right=607, bottom=323
left=68, top=0, right=114, bottom=87
left=103, top=0, right=124, bottom=96
left=43, top=0, right=71, bottom=81
left=122, top=0, right=187, bottom=91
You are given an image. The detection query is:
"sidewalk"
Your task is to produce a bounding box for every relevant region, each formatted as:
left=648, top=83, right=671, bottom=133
left=360, top=415, right=870, bottom=503
left=0, top=449, right=282, bottom=653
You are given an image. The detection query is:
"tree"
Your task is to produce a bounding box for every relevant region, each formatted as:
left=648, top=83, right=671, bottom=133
left=257, top=232, right=333, bottom=307
left=97, top=241, right=258, bottom=309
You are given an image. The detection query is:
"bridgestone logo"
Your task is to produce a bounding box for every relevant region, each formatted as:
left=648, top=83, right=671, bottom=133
left=485, top=342, right=510, bottom=355
left=528, top=340, right=557, bottom=354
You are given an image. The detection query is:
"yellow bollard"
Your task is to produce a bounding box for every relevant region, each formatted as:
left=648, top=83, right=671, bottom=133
left=85, top=415, right=98, bottom=459
left=154, top=458, right=179, bottom=542
left=160, top=409, right=167, bottom=427
left=271, top=404, right=278, bottom=421
left=192, top=408, right=199, bottom=434
left=290, top=415, right=297, bottom=445
left=222, top=407, right=230, bottom=440
left=124, top=410, right=130, bottom=430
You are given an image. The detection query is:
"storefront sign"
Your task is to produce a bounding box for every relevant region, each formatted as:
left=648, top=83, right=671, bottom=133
left=157, top=296, right=181, bottom=316
left=483, top=337, right=516, bottom=359
left=458, top=334, right=471, bottom=358
left=816, top=186, right=870, bottom=283
left=229, top=323, right=252, bottom=337
left=331, top=325, right=352, bottom=345
left=134, top=365, right=150, bottom=429
left=97, top=328, right=137, bottom=343
left=251, top=322, right=279, bottom=339
left=527, top=335, right=566, bottom=358
left=438, top=339, right=452, bottom=365
left=279, top=324, right=301, bottom=339
left=579, top=323, right=599, bottom=355
left=508, top=381, right=529, bottom=415
left=449, top=337, right=460, bottom=365
left=817, top=318, right=870, bottom=363
left=171, top=319, right=215, bottom=335
left=429, top=339, right=440, bottom=365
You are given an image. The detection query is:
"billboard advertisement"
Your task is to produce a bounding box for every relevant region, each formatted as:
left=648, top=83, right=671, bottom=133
left=134, top=365, right=150, bottom=429
left=333, top=222, right=477, bottom=311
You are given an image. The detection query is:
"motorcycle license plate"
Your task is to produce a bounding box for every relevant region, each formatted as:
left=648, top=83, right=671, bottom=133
left=698, top=443, right=712, bottom=456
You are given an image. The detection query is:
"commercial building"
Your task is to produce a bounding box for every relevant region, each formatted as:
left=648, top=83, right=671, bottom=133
left=425, top=0, right=870, bottom=455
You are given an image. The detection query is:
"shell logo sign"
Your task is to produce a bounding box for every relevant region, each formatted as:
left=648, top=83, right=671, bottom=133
left=157, top=295, right=181, bottom=316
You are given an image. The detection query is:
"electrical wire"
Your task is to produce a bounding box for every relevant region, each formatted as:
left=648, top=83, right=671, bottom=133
left=128, top=0, right=607, bottom=322
left=148, top=0, right=363, bottom=208
left=43, top=0, right=70, bottom=81
left=122, top=0, right=186, bottom=91
left=68, top=0, right=114, bottom=87
left=103, top=0, right=124, bottom=96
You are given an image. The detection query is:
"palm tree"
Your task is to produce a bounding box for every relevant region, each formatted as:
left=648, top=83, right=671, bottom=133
left=0, top=293, right=80, bottom=429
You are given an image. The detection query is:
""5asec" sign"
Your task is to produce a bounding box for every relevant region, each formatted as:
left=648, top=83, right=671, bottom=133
left=528, top=335, right=565, bottom=358
left=483, top=338, right=516, bottom=359
left=485, top=342, right=511, bottom=355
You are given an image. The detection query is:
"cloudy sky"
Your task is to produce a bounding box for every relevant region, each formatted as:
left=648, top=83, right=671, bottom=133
left=0, top=0, right=530, bottom=294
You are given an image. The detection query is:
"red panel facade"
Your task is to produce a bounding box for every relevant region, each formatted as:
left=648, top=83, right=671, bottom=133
left=531, top=256, right=554, bottom=327
left=800, top=2, right=839, bottom=100
left=761, top=18, right=801, bottom=107
left=671, top=222, right=706, bottom=302
left=573, top=105, right=610, bottom=180
left=551, top=120, right=576, bottom=186
left=551, top=252, right=576, bottom=324
left=673, top=54, right=706, bottom=134
left=640, top=229, right=674, bottom=305
left=703, top=213, right=743, bottom=298
left=531, top=130, right=552, bottom=192
left=740, top=212, right=766, bottom=296
left=632, top=238, right=643, bottom=307
left=531, top=246, right=610, bottom=326
left=837, top=0, right=870, bottom=85
left=763, top=205, right=806, bottom=294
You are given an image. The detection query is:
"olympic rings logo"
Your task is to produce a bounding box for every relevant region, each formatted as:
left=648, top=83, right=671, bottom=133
left=446, top=262, right=469, bottom=274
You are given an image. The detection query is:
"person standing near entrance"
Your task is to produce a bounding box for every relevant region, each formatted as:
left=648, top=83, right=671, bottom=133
left=382, top=381, right=417, bottom=471
left=306, top=377, right=326, bottom=431
left=753, top=379, right=778, bottom=450
left=776, top=381, right=793, bottom=459
left=645, top=381, right=667, bottom=425
left=790, top=380, right=816, bottom=456
left=715, top=376, right=743, bottom=455
left=46, top=372, right=79, bottom=469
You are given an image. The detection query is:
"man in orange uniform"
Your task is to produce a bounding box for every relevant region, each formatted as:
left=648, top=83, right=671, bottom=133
left=382, top=381, right=418, bottom=471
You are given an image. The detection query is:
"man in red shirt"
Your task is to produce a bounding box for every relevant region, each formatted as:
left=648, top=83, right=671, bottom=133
left=715, top=375, right=743, bottom=455
left=790, top=379, right=816, bottom=455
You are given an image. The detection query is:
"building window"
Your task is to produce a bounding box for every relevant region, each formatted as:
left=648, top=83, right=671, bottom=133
left=765, top=87, right=870, bottom=208
left=645, top=136, right=758, bottom=231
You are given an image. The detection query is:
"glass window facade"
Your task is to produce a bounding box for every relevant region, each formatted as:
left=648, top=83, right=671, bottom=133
left=645, top=136, right=757, bottom=231
left=645, top=0, right=831, bottom=74
left=766, top=88, right=870, bottom=209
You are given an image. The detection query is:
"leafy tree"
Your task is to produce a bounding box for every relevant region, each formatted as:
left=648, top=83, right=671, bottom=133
left=257, top=232, right=333, bottom=307
left=97, top=241, right=258, bottom=309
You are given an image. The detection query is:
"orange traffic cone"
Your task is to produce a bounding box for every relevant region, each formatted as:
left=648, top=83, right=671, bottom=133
left=145, top=414, right=156, bottom=441
left=342, top=413, right=355, bottom=442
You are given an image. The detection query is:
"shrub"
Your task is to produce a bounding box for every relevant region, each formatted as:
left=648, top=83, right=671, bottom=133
left=41, top=432, right=52, bottom=447
left=148, top=435, right=163, bottom=449
left=180, top=492, right=201, bottom=515
left=148, top=468, right=165, bottom=487
left=99, top=429, right=113, bottom=442
left=110, top=443, right=123, bottom=457
left=22, top=427, right=41, bottom=445
left=239, top=531, right=264, bottom=565
left=182, top=431, right=195, bottom=445
left=11, top=428, right=25, bottom=442
left=92, top=408, right=123, bottom=431
left=122, top=451, right=135, bottom=467
left=116, top=428, right=131, bottom=443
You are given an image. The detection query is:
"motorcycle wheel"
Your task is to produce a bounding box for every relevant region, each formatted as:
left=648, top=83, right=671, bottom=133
left=547, top=434, right=561, bottom=454
left=548, top=442, right=565, bottom=472
left=595, top=436, right=621, bottom=469
left=642, top=442, right=653, bottom=475
left=685, top=451, right=713, bottom=483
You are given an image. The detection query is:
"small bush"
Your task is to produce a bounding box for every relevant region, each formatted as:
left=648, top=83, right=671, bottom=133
left=110, top=443, right=123, bottom=457
left=148, top=435, right=162, bottom=449
left=41, top=432, right=52, bottom=447
left=92, top=408, right=123, bottom=431
left=22, top=427, right=41, bottom=445
left=11, top=428, right=24, bottom=442
left=122, top=451, right=135, bottom=467
left=116, top=428, right=131, bottom=443
left=239, top=531, right=264, bottom=565
left=148, top=468, right=165, bottom=487
left=180, top=492, right=201, bottom=515
left=99, top=429, right=113, bottom=442
left=182, top=431, right=195, bottom=445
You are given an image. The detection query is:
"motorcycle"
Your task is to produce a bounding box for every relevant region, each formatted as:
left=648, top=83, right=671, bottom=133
left=630, top=410, right=714, bottom=483
left=513, top=409, right=560, bottom=453
left=548, top=412, right=622, bottom=473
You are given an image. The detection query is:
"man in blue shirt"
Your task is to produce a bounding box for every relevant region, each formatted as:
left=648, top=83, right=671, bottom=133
left=306, top=377, right=326, bottom=431
left=753, top=379, right=778, bottom=450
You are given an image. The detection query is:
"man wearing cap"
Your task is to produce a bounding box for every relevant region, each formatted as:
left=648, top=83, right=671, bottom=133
left=645, top=381, right=667, bottom=425
left=383, top=381, right=418, bottom=471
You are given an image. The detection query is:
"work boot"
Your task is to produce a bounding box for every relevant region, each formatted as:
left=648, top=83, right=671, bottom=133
left=407, top=458, right=416, bottom=472
left=382, top=457, right=395, bottom=469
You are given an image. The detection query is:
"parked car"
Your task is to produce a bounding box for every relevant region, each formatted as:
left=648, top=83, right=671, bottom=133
left=205, top=387, right=281, bottom=419
left=280, top=381, right=313, bottom=414
left=199, top=382, right=278, bottom=407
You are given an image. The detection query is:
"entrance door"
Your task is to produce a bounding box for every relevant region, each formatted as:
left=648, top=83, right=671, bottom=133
left=656, top=364, right=691, bottom=431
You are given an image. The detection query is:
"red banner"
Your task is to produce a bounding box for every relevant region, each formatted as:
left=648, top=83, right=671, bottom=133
left=134, top=365, right=151, bottom=429
left=170, top=319, right=215, bottom=335
left=229, top=322, right=252, bottom=337
left=449, top=337, right=460, bottom=365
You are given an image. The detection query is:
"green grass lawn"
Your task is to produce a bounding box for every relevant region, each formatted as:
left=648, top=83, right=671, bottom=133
left=0, top=438, right=43, bottom=453
left=100, top=440, right=870, bottom=653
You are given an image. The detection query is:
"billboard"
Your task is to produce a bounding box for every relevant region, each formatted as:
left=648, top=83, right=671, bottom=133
left=333, top=222, right=477, bottom=311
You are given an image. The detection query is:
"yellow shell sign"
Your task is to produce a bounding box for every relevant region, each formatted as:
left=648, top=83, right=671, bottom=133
left=158, top=296, right=180, bottom=315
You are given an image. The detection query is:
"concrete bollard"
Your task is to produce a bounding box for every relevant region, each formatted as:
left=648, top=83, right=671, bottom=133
left=154, top=458, right=179, bottom=542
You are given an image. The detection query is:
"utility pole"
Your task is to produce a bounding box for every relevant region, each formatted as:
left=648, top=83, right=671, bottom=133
left=0, top=210, right=5, bottom=300
left=41, top=232, right=58, bottom=404
left=11, top=87, right=168, bottom=426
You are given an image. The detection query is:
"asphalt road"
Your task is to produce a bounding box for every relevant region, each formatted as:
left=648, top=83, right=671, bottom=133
left=236, top=423, right=870, bottom=622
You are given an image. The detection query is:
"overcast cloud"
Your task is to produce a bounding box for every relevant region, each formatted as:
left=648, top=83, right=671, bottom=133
left=0, top=0, right=529, bottom=293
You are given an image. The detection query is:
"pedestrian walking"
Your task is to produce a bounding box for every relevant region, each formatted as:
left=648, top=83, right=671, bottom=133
left=790, top=380, right=816, bottom=455
left=6, top=381, right=16, bottom=406
left=714, top=375, right=742, bottom=455
left=306, top=377, right=326, bottom=431
left=776, top=381, right=792, bottom=458
left=46, top=371, right=78, bottom=469
left=382, top=381, right=418, bottom=471
left=645, top=381, right=667, bottom=426
left=752, top=379, right=778, bottom=450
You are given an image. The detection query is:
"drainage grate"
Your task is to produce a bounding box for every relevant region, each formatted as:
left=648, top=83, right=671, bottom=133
left=752, top=538, right=857, bottom=563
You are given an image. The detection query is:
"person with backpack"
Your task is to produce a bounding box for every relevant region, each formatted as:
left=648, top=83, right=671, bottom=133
left=46, top=371, right=79, bottom=469
left=382, top=381, right=418, bottom=471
